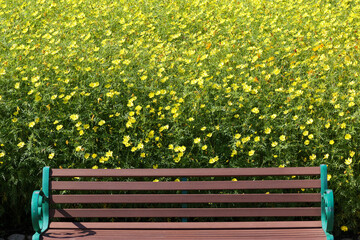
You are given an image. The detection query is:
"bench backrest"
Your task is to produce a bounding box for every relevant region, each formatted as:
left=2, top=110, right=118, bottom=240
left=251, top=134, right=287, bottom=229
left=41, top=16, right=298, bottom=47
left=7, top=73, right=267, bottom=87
left=40, top=166, right=327, bottom=221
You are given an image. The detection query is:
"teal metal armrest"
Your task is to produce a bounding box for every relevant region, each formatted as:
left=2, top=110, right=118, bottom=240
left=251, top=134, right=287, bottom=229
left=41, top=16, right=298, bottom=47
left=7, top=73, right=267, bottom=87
left=31, top=167, right=50, bottom=240
left=320, top=164, right=334, bottom=240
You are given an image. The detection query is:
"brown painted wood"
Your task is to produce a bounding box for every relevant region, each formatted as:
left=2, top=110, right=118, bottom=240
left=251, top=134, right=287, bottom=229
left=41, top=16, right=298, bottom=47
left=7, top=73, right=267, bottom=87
left=50, top=179, right=321, bottom=190
left=45, top=167, right=324, bottom=238
left=50, top=207, right=321, bottom=218
left=49, top=221, right=323, bottom=229
left=51, top=193, right=321, bottom=204
left=50, top=167, right=320, bottom=177
left=42, top=228, right=327, bottom=240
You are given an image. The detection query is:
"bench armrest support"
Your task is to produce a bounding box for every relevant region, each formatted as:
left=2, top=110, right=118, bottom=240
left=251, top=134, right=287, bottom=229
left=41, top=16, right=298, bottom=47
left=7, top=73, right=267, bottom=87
left=321, top=189, right=334, bottom=233
left=31, top=190, right=49, bottom=235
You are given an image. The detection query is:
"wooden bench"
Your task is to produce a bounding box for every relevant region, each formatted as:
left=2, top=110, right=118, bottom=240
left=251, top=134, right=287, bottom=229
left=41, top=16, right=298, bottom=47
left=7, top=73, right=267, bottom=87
left=31, top=165, right=334, bottom=240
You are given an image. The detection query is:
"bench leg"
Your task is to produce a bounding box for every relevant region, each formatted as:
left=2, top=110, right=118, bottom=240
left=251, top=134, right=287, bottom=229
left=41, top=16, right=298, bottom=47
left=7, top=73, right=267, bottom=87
left=32, top=232, right=41, bottom=240
left=326, top=233, right=334, bottom=240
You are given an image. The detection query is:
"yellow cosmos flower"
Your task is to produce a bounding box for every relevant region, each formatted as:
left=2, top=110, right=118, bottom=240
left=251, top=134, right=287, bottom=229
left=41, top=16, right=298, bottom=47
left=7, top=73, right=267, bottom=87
left=89, top=82, right=99, bottom=88
left=231, top=150, right=237, bottom=157
left=345, top=158, right=352, bottom=165
left=122, top=135, right=131, bottom=147
left=248, top=150, right=255, bottom=156
left=209, top=156, right=219, bottom=164
left=56, top=125, right=63, bottom=131
left=264, top=128, right=271, bottom=134
left=251, top=107, right=259, bottom=114
left=98, top=120, right=105, bottom=126
left=242, top=136, right=250, bottom=143
left=70, top=114, right=79, bottom=121
left=105, top=150, right=113, bottom=157
left=194, top=138, right=201, bottom=144
left=147, top=130, right=155, bottom=138
left=28, top=122, right=35, bottom=128
left=279, top=135, right=286, bottom=141
left=0, top=152, right=5, bottom=158
left=304, top=140, right=310, bottom=145
left=345, top=134, right=351, bottom=140
left=0, top=68, right=6, bottom=75
left=273, top=68, right=281, bottom=75
left=75, top=146, right=82, bottom=152
left=137, top=143, right=144, bottom=149
left=35, top=95, right=42, bottom=102
left=234, top=134, right=241, bottom=139
left=327, top=174, right=331, bottom=181
left=99, top=156, right=109, bottom=163
left=17, top=142, right=25, bottom=148
left=123, top=59, right=131, bottom=65
left=202, top=145, right=208, bottom=151
left=329, top=140, right=334, bottom=145
left=341, top=226, right=348, bottom=232
left=112, top=59, right=121, bottom=65
left=271, top=141, right=278, bottom=147
left=159, top=125, right=169, bottom=132
left=48, top=153, right=55, bottom=159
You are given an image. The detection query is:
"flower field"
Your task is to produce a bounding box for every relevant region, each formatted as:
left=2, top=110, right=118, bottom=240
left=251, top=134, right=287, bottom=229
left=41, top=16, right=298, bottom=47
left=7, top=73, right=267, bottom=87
left=0, top=0, right=359, bottom=236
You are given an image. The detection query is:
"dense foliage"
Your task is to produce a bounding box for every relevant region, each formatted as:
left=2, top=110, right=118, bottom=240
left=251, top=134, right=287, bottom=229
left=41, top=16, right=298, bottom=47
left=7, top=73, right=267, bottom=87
left=0, top=0, right=359, bottom=236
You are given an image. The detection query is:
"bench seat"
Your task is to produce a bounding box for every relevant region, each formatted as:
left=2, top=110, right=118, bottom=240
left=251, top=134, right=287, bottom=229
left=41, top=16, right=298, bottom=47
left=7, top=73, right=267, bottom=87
left=31, top=165, right=334, bottom=240
left=44, top=221, right=326, bottom=239
left=42, top=228, right=327, bottom=240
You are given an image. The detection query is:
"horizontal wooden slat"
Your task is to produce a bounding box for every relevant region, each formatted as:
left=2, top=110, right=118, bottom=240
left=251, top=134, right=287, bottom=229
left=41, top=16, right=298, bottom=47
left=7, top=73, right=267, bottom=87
left=42, top=228, right=327, bottom=240
left=51, top=193, right=321, bottom=204
left=49, top=221, right=323, bottom=229
left=50, top=167, right=320, bottom=177
left=50, top=207, right=321, bottom=218
left=51, top=180, right=321, bottom=190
